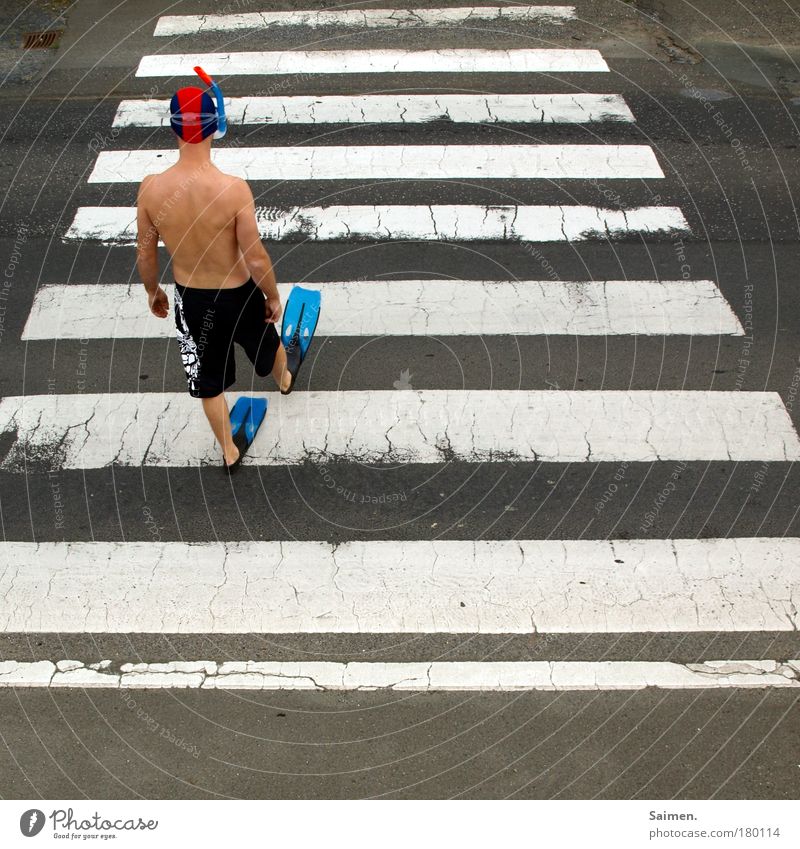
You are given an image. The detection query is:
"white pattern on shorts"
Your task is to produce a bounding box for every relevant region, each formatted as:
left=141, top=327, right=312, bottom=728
left=174, top=287, right=200, bottom=394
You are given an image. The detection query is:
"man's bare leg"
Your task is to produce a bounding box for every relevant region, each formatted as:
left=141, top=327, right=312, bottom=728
left=271, top=344, right=292, bottom=392
left=201, top=393, right=239, bottom=465
left=201, top=348, right=289, bottom=467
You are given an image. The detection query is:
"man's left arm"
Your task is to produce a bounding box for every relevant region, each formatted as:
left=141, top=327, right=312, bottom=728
left=136, top=176, right=168, bottom=318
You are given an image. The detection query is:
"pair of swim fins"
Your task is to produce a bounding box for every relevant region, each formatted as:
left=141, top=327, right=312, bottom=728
left=223, top=286, right=321, bottom=473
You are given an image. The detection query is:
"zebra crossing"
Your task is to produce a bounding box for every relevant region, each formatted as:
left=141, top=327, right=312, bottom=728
left=4, top=539, right=799, bottom=634
left=3, top=4, right=798, bottom=692
left=23, top=279, right=744, bottom=338
left=152, top=5, right=579, bottom=35
left=3, top=391, right=799, bottom=467
left=4, top=659, right=798, bottom=690
left=136, top=48, right=612, bottom=76
left=65, top=203, right=689, bottom=244
left=113, top=93, right=637, bottom=127
left=87, top=144, right=665, bottom=181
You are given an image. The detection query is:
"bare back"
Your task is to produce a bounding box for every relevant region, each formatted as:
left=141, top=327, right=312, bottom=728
left=140, top=162, right=251, bottom=288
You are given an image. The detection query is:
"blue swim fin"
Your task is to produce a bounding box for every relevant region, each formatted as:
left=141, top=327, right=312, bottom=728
left=229, top=396, right=251, bottom=437
left=282, top=286, right=321, bottom=357
left=242, top=397, right=268, bottom=443
left=281, top=286, right=322, bottom=394
left=224, top=396, right=268, bottom=474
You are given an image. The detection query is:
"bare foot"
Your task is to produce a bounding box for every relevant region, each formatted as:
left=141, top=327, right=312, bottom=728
left=223, top=445, right=240, bottom=466
left=280, top=367, right=293, bottom=393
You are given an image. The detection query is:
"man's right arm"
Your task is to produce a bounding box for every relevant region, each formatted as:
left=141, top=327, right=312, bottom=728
left=136, top=175, right=168, bottom=318
left=234, top=179, right=281, bottom=322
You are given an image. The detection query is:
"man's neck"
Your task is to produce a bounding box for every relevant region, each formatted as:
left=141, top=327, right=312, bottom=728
left=177, top=143, right=212, bottom=169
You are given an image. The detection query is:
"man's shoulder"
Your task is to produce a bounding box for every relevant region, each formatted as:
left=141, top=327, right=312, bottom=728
left=137, top=173, right=158, bottom=197
left=223, top=175, right=253, bottom=208
left=226, top=174, right=250, bottom=193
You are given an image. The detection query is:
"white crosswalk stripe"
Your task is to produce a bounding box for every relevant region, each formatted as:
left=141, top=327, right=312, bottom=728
left=2, top=391, right=797, bottom=468
left=113, top=93, right=636, bottom=127
left=22, top=280, right=745, bottom=340
left=88, top=144, right=664, bottom=182
left=2, top=539, right=798, bottom=634
left=8, top=5, right=793, bottom=692
left=3, top=660, right=798, bottom=690
left=136, top=49, right=610, bottom=77
left=153, top=6, right=578, bottom=36
left=64, top=204, right=690, bottom=244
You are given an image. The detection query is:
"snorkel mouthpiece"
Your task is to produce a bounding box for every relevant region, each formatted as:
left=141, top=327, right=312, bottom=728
left=194, top=65, right=227, bottom=139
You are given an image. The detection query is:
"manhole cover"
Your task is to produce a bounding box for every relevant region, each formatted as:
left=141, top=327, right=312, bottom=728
left=22, top=30, right=62, bottom=49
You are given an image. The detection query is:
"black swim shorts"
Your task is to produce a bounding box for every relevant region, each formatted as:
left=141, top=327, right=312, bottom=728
left=173, top=277, right=281, bottom=398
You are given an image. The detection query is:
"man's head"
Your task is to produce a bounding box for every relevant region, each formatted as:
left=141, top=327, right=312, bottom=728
left=169, top=86, right=218, bottom=144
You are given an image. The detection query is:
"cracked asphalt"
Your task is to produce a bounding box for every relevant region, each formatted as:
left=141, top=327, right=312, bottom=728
left=0, top=0, right=799, bottom=799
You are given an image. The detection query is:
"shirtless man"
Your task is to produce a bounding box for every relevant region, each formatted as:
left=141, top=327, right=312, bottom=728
left=135, top=83, right=291, bottom=472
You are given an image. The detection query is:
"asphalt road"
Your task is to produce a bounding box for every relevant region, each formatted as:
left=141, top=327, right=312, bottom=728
left=0, top=0, right=799, bottom=800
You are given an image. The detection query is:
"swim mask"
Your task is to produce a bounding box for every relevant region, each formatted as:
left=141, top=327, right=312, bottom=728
left=169, top=67, right=228, bottom=142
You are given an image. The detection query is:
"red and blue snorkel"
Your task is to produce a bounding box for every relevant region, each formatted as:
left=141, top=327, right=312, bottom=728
left=193, top=65, right=227, bottom=139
